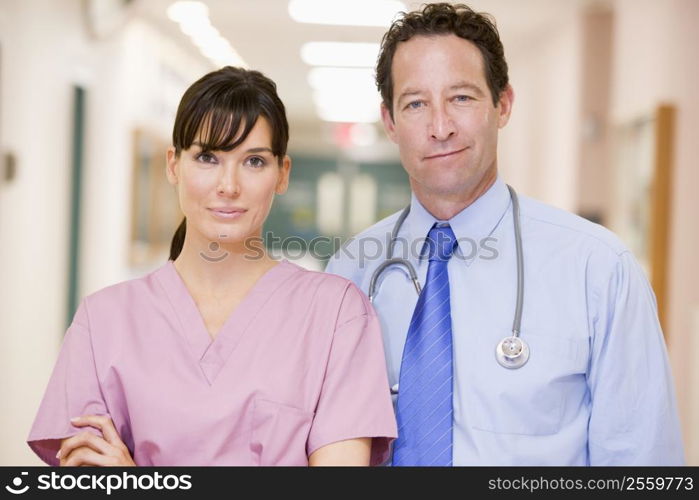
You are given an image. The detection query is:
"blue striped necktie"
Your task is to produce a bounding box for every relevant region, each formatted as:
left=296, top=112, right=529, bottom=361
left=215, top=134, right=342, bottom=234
left=392, top=223, right=457, bottom=466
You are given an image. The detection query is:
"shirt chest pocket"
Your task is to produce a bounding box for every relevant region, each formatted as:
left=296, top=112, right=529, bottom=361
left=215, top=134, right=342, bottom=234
left=462, top=331, right=589, bottom=436
left=250, top=398, right=315, bottom=465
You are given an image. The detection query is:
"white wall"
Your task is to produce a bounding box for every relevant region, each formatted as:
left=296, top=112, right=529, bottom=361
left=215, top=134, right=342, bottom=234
left=80, top=19, right=210, bottom=294
left=0, top=0, right=209, bottom=465
left=0, top=0, right=86, bottom=465
left=610, top=0, right=699, bottom=464
left=499, top=9, right=582, bottom=212
left=498, top=0, right=699, bottom=463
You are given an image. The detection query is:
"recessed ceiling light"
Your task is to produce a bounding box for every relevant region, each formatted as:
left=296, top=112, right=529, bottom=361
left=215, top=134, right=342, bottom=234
left=288, top=0, right=406, bottom=27
left=307, top=67, right=380, bottom=123
left=307, top=67, right=376, bottom=91
left=167, top=1, right=247, bottom=68
left=167, top=1, right=208, bottom=22
left=313, top=90, right=381, bottom=123
left=301, top=42, right=380, bottom=68
left=315, top=105, right=381, bottom=124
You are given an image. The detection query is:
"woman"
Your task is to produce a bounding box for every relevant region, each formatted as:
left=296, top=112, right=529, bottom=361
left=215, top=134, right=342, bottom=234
left=27, top=67, right=397, bottom=466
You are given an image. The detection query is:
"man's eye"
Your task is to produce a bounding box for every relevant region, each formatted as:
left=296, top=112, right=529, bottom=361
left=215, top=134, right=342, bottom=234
left=454, top=95, right=472, bottom=102
left=246, top=156, right=266, bottom=168
left=407, top=100, right=424, bottom=110
left=196, top=152, right=218, bottom=164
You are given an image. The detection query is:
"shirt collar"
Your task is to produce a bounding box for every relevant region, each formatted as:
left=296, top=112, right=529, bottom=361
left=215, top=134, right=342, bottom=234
left=407, top=175, right=512, bottom=261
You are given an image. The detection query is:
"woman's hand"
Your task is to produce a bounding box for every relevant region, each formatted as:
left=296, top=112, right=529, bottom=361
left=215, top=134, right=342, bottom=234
left=58, top=415, right=135, bottom=466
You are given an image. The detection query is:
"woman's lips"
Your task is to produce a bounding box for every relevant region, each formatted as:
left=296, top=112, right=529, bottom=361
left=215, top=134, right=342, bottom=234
left=424, top=147, right=467, bottom=160
left=208, top=208, right=247, bottom=219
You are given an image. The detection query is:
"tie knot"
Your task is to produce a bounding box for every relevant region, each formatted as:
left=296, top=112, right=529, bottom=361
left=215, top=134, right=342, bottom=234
left=426, top=224, right=457, bottom=261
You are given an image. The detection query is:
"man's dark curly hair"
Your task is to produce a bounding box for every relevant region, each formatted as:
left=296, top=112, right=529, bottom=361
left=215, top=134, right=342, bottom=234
left=376, top=3, right=508, bottom=118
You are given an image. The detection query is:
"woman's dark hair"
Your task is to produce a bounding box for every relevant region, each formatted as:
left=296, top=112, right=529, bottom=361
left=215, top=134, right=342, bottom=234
left=168, top=66, right=289, bottom=261
left=376, top=3, right=508, bottom=119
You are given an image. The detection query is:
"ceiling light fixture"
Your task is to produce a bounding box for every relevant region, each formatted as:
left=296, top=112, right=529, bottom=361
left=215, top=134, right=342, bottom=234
left=288, top=0, right=406, bottom=27
left=307, top=66, right=381, bottom=123
left=167, top=1, right=247, bottom=68
left=313, top=90, right=381, bottom=123
left=307, top=67, right=376, bottom=91
left=301, top=42, right=380, bottom=68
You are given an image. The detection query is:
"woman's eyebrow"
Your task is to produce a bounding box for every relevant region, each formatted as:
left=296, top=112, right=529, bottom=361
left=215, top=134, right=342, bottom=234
left=189, top=143, right=273, bottom=154
left=246, top=147, right=274, bottom=154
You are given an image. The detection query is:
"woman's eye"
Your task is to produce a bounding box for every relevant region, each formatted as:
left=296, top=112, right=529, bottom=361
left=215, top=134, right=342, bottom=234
left=195, top=152, right=218, bottom=164
left=245, top=156, right=266, bottom=168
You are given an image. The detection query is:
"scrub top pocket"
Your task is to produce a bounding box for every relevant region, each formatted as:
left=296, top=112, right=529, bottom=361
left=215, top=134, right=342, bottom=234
left=250, top=398, right=315, bottom=466
left=463, top=331, right=589, bottom=436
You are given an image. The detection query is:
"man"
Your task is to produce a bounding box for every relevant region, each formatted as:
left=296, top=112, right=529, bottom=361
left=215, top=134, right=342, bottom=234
left=325, top=3, right=684, bottom=465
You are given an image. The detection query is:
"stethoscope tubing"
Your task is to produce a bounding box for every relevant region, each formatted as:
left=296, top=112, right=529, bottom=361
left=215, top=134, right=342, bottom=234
left=508, top=184, right=524, bottom=338
left=369, top=184, right=529, bottom=374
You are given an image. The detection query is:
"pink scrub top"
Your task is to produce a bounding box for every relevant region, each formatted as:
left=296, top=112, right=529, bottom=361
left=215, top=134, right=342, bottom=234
left=27, top=260, right=397, bottom=465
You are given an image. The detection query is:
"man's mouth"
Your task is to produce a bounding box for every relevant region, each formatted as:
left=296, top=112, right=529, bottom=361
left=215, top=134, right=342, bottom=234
left=424, top=147, right=467, bottom=160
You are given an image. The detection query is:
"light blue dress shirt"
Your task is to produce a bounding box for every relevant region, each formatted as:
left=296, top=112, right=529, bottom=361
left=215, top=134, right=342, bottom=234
left=325, top=176, right=684, bottom=465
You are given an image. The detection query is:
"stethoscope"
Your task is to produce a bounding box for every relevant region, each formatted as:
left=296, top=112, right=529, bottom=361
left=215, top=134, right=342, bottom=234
left=368, top=185, right=529, bottom=388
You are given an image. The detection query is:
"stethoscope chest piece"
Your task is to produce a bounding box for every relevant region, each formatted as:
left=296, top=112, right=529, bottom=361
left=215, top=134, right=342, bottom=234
left=495, top=336, right=530, bottom=369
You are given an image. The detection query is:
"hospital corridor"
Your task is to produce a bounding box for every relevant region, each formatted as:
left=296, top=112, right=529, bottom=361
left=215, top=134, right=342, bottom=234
left=0, top=0, right=698, bottom=466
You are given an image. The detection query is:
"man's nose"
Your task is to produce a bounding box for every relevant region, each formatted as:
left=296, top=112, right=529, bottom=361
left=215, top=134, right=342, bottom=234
left=217, top=164, right=240, bottom=197
left=429, top=105, right=456, bottom=141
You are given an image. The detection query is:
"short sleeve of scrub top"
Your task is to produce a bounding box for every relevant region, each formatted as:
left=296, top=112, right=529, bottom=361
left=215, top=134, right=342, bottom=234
left=307, top=282, right=396, bottom=464
left=27, top=300, right=109, bottom=466
left=27, top=260, right=397, bottom=466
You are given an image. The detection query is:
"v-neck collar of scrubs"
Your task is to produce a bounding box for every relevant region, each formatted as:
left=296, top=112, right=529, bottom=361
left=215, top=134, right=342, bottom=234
left=154, top=259, right=300, bottom=385
left=407, top=175, right=512, bottom=265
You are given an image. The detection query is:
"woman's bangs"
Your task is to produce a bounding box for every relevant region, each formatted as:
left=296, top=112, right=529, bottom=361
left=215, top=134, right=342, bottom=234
left=193, top=105, right=261, bottom=153
left=178, top=86, right=264, bottom=153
